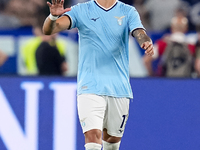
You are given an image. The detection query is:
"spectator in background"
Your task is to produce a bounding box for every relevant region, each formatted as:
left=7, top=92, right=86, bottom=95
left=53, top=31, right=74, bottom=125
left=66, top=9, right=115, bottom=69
left=21, top=24, right=67, bottom=75
left=143, top=16, right=196, bottom=77
left=194, top=25, right=200, bottom=77
left=144, top=0, right=188, bottom=32
left=35, top=32, right=68, bottom=76
left=21, top=26, right=45, bottom=75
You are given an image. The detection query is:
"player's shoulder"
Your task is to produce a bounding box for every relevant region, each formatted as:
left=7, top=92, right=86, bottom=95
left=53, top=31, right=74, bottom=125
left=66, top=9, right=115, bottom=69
left=70, top=0, right=94, bottom=13
left=117, top=1, right=133, bottom=8
left=72, top=0, right=93, bottom=8
left=117, top=1, right=137, bottom=14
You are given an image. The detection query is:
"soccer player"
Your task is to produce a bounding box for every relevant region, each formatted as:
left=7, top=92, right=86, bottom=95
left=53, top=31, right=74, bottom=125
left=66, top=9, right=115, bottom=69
left=43, top=0, right=154, bottom=149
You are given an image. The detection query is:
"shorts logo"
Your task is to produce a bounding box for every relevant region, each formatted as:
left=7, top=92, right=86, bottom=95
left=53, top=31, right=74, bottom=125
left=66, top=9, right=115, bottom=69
left=118, top=129, right=124, bottom=133
left=81, top=122, right=86, bottom=127
left=114, top=16, right=125, bottom=26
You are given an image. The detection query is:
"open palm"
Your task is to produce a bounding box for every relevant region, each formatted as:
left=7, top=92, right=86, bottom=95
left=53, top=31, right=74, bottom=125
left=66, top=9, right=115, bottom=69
left=47, top=0, right=71, bottom=16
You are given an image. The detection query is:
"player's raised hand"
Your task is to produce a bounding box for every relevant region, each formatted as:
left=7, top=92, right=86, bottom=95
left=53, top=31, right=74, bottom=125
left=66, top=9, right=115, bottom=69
left=47, top=0, right=71, bottom=16
left=141, top=41, right=154, bottom=57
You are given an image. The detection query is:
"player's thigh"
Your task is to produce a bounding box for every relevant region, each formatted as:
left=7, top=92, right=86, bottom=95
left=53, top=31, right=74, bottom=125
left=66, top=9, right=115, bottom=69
left=103, top=97, right=130, bottom=137
left=77, top=94, right=106, bottom=133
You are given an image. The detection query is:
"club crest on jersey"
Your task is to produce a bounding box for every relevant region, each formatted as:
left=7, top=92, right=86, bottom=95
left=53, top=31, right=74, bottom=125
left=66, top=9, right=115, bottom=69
left=114, top=16, right=125, bottom=25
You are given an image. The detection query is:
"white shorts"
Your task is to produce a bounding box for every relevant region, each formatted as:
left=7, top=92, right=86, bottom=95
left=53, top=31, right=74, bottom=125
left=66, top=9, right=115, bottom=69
left=77, top=94, right=130, bottom=137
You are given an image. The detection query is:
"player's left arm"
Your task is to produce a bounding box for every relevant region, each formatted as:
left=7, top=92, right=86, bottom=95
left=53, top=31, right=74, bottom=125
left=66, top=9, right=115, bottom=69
left=132, top=29, right=154, bottom=57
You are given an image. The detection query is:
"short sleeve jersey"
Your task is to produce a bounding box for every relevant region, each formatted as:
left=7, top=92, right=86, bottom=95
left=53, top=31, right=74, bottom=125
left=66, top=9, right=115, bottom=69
left=64, top=0, right=144, bottom=99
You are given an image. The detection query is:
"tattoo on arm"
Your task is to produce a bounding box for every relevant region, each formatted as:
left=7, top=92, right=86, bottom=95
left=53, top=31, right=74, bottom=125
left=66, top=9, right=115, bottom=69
left=132, top=29, right=152, bottom=47
left=44, top=15, right=71, bottom=34
left=50, top=21, right=56, bottom=31
left=43, top=17, right=57, bottom=35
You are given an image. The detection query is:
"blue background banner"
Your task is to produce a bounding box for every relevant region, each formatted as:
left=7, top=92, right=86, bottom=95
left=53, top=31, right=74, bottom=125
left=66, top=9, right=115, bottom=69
left=0, top=77, right=200, bottom=150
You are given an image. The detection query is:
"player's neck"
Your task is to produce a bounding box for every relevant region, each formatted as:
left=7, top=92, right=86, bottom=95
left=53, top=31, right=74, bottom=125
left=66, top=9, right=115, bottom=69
left=95, top=0, right=117, bottom=9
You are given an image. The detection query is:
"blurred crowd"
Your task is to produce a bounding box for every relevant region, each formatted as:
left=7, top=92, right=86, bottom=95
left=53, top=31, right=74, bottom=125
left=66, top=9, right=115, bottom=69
left=132, top=0, right=200, bottom=32
left=0, top=0, right=200, bottom=78
left=0, top=0, right=71, bottom=29
left=0, top=0, right=199, bottom=31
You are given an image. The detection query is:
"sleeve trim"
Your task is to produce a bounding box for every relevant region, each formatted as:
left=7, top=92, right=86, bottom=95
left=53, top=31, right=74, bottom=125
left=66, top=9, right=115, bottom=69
left=131, top=27, right=145, bottom=36
left=62, top=14, right=72, bottom=30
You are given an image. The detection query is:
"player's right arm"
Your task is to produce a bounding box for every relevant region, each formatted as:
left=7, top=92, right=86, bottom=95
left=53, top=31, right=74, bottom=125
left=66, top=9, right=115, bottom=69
left=43, top=0, right=71, bottom=35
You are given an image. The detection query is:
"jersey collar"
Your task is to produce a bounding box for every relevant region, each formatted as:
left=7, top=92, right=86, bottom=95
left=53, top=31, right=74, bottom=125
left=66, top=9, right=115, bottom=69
left=94, top=0, right=118, bottom=11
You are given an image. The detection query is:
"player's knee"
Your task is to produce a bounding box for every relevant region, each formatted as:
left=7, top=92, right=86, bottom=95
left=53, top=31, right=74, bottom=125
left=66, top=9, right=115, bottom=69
left=85, top=129, right=102, bottom=143
left=102, top=140, right=121, bottom=150
left=105, top=136, right=121, bottom=143
left=103, top=129, right=121, bottom=143
left=85, top=143, right=102, bottom=150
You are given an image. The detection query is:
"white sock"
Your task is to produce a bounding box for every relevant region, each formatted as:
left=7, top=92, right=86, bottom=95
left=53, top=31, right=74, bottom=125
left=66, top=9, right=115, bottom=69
left=85, top=143, right=102, bottom=150
left=102, top=141, right=121, bottom=150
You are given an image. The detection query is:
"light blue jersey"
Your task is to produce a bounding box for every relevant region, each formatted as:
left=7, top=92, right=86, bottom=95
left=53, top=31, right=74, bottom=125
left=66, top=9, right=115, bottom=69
left=64, top=0, right=144, bottom=99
